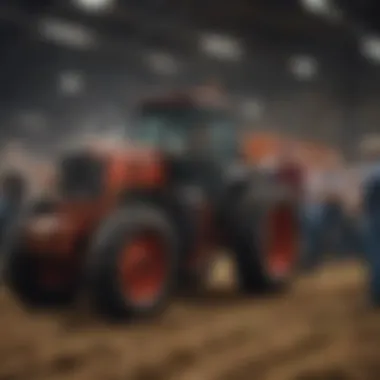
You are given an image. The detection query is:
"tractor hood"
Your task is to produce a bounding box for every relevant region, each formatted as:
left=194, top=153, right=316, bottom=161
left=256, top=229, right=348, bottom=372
left=63, top=138, right=163, bottom=165
left=67, top=142, right=167, bottom=192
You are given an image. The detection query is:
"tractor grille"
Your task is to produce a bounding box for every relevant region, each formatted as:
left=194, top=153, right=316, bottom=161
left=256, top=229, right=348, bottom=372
left=59, top=152, right=104, bottom=199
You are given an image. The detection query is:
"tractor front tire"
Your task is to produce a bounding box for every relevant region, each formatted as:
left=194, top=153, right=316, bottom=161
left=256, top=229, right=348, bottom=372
left=4, top=247, right=78, bottom=308
left=86, top=204, right=179, bottom=321
left=3, top=200, right=78, bottom=309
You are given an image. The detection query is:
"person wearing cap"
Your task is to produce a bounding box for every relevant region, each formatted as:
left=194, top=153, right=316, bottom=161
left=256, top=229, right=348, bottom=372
left=356, top=135, right=380, bottom=306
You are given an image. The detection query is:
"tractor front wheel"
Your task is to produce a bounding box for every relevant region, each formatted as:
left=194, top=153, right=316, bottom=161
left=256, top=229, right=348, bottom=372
left=4, top=248, right=79, bottom=308
left=3, top=201, right=78, bottom=309
left=86, top=204, right=178, bottom=320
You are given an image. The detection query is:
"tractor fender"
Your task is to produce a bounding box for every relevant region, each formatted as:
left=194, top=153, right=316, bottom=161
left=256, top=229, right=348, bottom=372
left=118, top=188, right=198, bottom=264
left=217, top=168, right=268, bottom=236
left=221, top=168, right=298, bottom=241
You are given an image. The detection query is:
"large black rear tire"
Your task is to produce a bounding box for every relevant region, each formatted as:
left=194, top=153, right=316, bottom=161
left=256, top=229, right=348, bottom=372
left=229, top=184, right=300, bottom=294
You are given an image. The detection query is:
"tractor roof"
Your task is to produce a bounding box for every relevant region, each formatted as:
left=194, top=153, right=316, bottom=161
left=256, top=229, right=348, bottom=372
left=141, top=93, right=195, bottom=109
left=139, top=87, right=230, bottom=111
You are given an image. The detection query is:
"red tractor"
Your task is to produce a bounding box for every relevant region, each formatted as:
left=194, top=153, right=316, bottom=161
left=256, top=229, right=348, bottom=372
left=3, top=93, right=300, bottom=320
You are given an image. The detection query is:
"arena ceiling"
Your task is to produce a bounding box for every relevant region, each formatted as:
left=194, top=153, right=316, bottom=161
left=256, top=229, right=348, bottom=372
left=336, top=0, right=380, bottom=33
left=0, top=0, right=356, bottom=45
left=0, top=0, right=379, bottom=156
left=3, top=1, right=380, bottom=57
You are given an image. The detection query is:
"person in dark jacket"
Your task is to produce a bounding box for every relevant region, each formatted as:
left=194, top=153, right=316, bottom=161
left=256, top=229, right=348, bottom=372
left=356, top=136, right=380, bottom=306
left=301, top=162, right=351, bottom=270
left=0, top=171, right=27, bottom=245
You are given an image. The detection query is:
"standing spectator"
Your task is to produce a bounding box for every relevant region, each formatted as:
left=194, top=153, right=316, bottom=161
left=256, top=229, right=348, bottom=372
left=300, top=158, right=350, bottom=269
left=0, top=171, right=27, bottom=246
left=301, top=166, right=326, bottom=269
left=356, top=135, right=380, bottom=306
left=319, top=163, right=349, bottom=257
left=257, top=140, right=305, bottom=198
left=275, top=141, right=305, bottom=198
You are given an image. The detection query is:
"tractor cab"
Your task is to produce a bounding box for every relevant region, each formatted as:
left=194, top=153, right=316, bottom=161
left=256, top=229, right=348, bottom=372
left=132, top=93, right=238, bottom=162
left=131, top=92, right=243, bottom=202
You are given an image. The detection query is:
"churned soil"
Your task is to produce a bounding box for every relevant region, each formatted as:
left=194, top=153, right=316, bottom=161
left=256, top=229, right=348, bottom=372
left=0, top=260, right=378, bottom=380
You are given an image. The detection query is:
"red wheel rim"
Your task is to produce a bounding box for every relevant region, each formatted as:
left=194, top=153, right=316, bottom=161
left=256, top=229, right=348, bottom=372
left=119, top=233, right=167, bottom=305
left=266, top=205, right=297, bottom=278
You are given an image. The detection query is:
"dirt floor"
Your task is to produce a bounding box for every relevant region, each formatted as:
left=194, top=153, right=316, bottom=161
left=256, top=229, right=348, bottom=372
left=0, top=260, right=379, bottom=380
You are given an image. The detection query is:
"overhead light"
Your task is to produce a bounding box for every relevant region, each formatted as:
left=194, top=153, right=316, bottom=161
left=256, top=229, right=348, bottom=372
left=361, top=35, right=380, bottom=64
left=59, top=71, right=85, bottom=95
left=300, top=0, right=330, bottom=14
left=300, top=0, right=342, bottom=21
left=289, top=55, right=318, bottom=81
left=38, top=18, right=97, bottom=50
left=200, top=33, right=244, bottom=62
left=145, top=52, right=179, bottom=76
left=72, top=0, right=115, bottom=13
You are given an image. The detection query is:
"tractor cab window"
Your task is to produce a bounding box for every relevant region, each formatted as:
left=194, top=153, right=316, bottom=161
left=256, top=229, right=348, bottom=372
left=135, top=107, right=191, bottom=153
left=134, top=104, right=237, bottom=161
left=205, top=112, right=237, bottom=160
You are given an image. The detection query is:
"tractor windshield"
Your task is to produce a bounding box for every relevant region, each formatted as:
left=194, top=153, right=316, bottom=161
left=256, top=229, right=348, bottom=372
left=133, top=104, right=237, bottom=161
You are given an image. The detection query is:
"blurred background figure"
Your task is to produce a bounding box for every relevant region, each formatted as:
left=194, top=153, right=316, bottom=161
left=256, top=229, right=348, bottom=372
left=357, top=134, right=380, bottom=305
left=257, top=154, right=278, bottom=173
left=300, top=164, right=325, bottom=269
left=300, top=156, right=351, bottom=269
left=318, top=158, right=353, bottom=257
left=275, top=140, right=305, bottom=198
left=0, top=171, right=27, bottom=245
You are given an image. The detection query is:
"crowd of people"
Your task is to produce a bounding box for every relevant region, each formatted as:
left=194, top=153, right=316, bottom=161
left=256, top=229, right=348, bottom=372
left=263, top=135, right=380, bottom=306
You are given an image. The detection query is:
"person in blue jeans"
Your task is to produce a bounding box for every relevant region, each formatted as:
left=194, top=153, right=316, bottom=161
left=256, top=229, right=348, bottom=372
left=301, top=164, right=354, bottom=270
left=356, top=136, right=380, bottom=306
left=301, top=199, right=324, bottom=270
left=302, top=202, right=349, bottom=269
